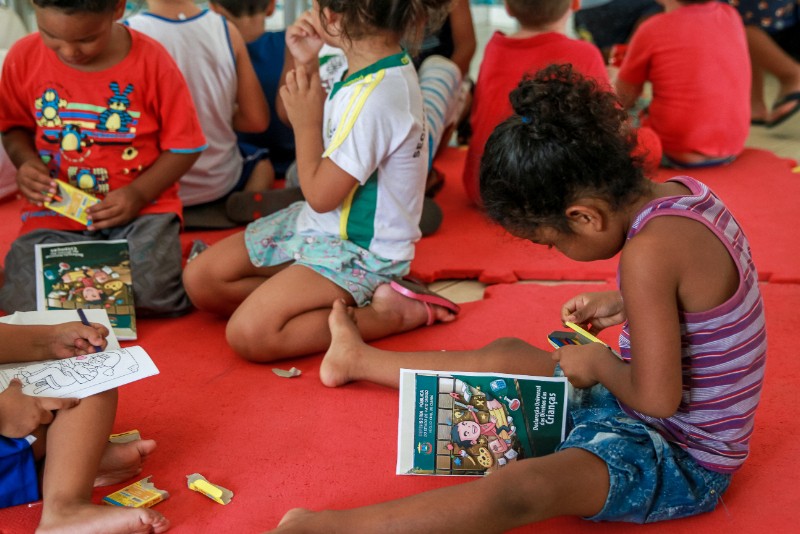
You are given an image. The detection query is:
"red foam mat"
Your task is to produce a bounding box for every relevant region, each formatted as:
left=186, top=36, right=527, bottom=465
left=0, top=281, right=796, bottom=533
left=1, top=147, right=796, bottom=286
left=409, top=147, right=799, bottom=284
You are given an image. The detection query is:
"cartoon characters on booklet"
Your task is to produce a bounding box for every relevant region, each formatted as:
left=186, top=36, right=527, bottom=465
left=14, top=352, right=122, bottom=395
left=44, top=260, right=133, bottom=310
left=448, top=379, right=522, bottom=473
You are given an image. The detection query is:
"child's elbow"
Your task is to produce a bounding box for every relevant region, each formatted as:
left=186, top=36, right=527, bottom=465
left=304, top=194, right=338, bottom=214
left=234, top=109, right=269, bottom=133
left=637, top=394, right=681, bottom=419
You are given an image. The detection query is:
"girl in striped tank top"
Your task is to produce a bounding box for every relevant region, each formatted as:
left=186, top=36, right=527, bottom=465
left=274, top=63, right=767, bottom=531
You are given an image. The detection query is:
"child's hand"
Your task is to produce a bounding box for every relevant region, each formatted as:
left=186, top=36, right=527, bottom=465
left=0, top=379, right=79, bottom=438
left=48, top=321, right=109, bottom=358
left=85, top=186, right=146, bottom=229
left=281, top=63, right=325, bottom=131
left=561, top=290, right=625, bottom=334
left=552, top=344, right=606, bottom=389
left=16, top=159, right=56, bottom=206
left=285, top=10, right=324, bottom=67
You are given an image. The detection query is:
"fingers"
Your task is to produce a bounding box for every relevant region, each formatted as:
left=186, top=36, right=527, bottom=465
left=38, top=395, right=80, bottom=412
left=8, top=377, right=23, bottom=389
left=18, top=165, right=56, bottom=206
left=294, top=64, right=310, bottom=92
left=285, top=68, right=299, bottom=94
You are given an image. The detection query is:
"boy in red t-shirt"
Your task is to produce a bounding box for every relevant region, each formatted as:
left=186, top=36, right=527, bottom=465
left=0, top=0, right=206, bottom=317
left=464, top=0, right=661, bottom=207
left=616, top=0, right=750, bottom=167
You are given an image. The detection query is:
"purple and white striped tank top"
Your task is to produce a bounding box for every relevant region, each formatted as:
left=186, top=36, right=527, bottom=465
left=618, top=176, right=767, bottom=473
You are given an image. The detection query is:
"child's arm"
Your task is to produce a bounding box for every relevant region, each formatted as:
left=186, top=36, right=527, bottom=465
left=276, top=10, right=325, bottom=128
left=448, top=0, right=477, bottom=76
left=275, top=46, right=296, bottom=127
left=85, top=151, right=199, bottom=230
left=2, top=127, right=57, bottom=206
left=0, top=378, right=79, bottom=438
left=280, top=63, right=357, bottom=212
left=227, top=21, right=270, bottom=133
left=0, top=322, right=109, bottom=362
left=614, top=78, right=643, bottom=110
left=555, top=236, right=684, bottom=418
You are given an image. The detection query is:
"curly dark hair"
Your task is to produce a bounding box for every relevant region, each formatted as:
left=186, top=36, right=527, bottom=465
left=479, top=64, right=648, bottom=236
left=33, top=0, right=120, bottom=14
left=317, top=0, right=451, bottom=52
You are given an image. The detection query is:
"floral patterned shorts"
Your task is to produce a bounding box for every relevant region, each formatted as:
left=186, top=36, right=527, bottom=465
left=244, top=202, right=410, bottom=306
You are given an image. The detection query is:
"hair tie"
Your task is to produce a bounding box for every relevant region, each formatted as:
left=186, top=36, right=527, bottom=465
left=520, top=116, right=532, bottom=124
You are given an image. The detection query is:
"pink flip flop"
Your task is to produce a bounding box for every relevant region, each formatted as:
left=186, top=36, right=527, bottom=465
left=389, top=277, right=460, bottom=326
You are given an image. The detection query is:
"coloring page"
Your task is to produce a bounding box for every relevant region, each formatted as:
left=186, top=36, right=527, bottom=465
left=0, top=346, right=158, bottom=399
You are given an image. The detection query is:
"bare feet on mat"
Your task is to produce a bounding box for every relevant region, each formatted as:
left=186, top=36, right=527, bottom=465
left=94, top=439, right=156, bottom=487
left=373, top=282, right=457, bottom=329
left=320, top=300, right=365, bottom=388
left=275, top=508, right=314, bottom=529
left=37, top=502, right=169, bottom=534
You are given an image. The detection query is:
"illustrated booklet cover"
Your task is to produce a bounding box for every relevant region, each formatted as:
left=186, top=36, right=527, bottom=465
left=34, top=239, right=137, bottom=340
left=397, top=369, right=570, bottom=476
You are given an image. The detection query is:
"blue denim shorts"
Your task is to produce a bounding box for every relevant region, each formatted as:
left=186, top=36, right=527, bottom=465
left=557, top=384, right=732, bottom=523
left=244, top=202, right=409, bottom=306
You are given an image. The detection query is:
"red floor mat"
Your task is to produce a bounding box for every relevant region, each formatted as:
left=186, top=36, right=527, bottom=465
left=410, top=147, right=800, bottom=284
left=1, top=282, right=795, bottom=533
left=2, top=147, right=797, bottom=285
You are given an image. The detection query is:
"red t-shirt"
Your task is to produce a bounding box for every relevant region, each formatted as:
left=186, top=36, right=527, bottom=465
left=464, top=32, right=608, bottom=205
left=0, top=28, right=207, bottom=233
left=617, top=2, right=749, bottom=157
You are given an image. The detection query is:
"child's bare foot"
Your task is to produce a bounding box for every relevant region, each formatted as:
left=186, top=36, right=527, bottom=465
left=37, top=501, right=169, bottom=534
left=274, top=508, right=316, bottom=531
left=370, top=282, right=457, bottom=330
left=319, top=300, right=366, bottom=388
left=94, top=439, right=156, bottom=487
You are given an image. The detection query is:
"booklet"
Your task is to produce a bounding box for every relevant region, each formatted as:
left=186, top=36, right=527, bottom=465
left=0, top=345, right=158, bottom=399
left=34, top=240, right=137, bottom=340
left=397, top=369, right=569, bottom=476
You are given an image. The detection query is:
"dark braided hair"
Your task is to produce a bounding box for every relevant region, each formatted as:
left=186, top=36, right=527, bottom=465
left=479, top=64, right=648, bottom=236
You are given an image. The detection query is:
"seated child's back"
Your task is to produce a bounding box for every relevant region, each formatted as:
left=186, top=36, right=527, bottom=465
left=127, top=2, right=269, bottom=206
left=616, top=0, right=749, bottom=165
left=208, top=0, right=296, bottom=178
left=464, top=0, right=608, bottom=205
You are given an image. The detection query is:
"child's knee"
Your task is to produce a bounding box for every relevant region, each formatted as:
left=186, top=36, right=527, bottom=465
left=182, top=256, right=220, bottom=309
left=226, top=316, right=277, bottom=362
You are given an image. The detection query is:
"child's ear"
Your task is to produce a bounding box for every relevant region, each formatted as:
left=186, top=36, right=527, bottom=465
left=321, top=7, right=341, bottom=33
left=113, top=0, right=127, bottom=20
left=565, top=204, right=605, bottom=232
left=266, top=0, right=277, bottom=17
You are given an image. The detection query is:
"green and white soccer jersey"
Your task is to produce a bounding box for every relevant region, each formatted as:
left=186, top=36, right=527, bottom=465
left=296, top=51, right=428, bottom=261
